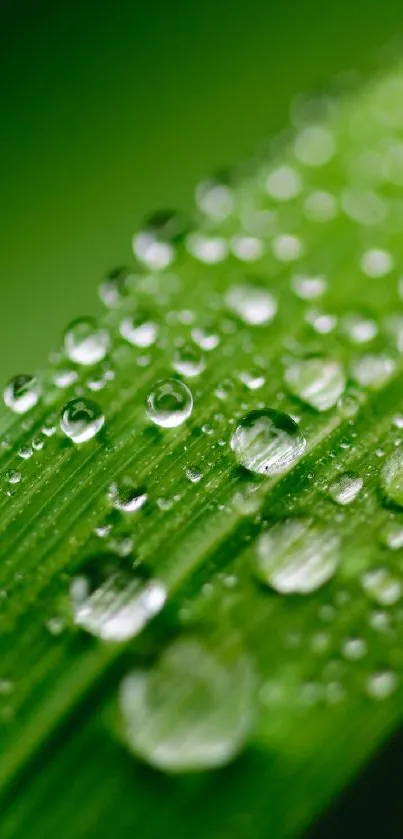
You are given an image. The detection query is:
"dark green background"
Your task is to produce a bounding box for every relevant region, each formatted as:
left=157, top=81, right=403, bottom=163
left=1, top=0, right=403, bottom=384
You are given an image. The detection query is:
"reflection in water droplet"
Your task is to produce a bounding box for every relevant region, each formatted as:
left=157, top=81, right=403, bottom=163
left=60, top=398, right=105, bottom=444
left=4, top=375, right=41, bottom=414
left=172, top=343, right=206, bottom=378
left=366, top=671, right=397, bottom=700
left=285, top=357, right=346, bottom=411
left=119, top=636, right=254, bottom=772
left=231, top=410, right=306, bottom=476
left=328, top=472, right=363, bottom=506
left=146, top=379, right=193, bottom=428
left=108, top=482, right=148, bottom=513
left=381, top=448, right=403, bottom=507
left=70, top=556, right=166, bottom=642
left=255, top=518, right=340, bottom=594
left=225, top=283, right=277, bottom=325
left=64, top=318, right=110, bottom=366
left=120, top=314, right=158, bottom=348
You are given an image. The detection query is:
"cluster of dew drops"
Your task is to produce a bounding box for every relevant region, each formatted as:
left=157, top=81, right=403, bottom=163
left=4, top=73, right=403, bottom=772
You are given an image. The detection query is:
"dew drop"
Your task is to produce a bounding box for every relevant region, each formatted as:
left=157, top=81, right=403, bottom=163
left=225, top=283, right=277, bottom=325
left=361, top=568, right=401, bottom=606
left=70, top=556, right=166, bottom=642
left=294, top=126, right=335, bottom=167
left=146, top=379, right=193, bottom=428
left=272, top=234, right=303, bottom=262
left=64, top=318, right=110, bottom=366
left=191, top=326, right=220, bottom=351
left=381, top=521, right=403, bottom=550
left=6, top=470, right=21, bottom=485
left=4, top=375, right=41, bottom=414
left=230, top=409, right=306, bottom=476
left=255, top=518, right=340, bottom=594
left=108, top=482, right=147, bottom=513
left=133, top=211, right=185, bottom=270
left=99, top=267, right=131, bottom=309
left=291, top=274, right=327, bottom=300
left=285, top=357, right=346, bottom=411
left=350, top=354, right=395, bottom=389
left=119, top=636, right=254, bottom=772
left=381, top=447, right=403, bottom=507
left=342, top=637, right=367, bottom=661
left=341, top=312, right=378, bottom=344
left=238, top=369, right=266, bottom=390
left=60, top=398, right=105, bottom=444
left=265, top=165, right=301, bottom=201
left=196, top=178, right=234, bottom=221
left=186, top=233, right=228, bottom=264
left=172, top=343, right=206, bottom=378
left=328, top=472, right=363, bottom=506
left=120, top=313, right=158, bottom=348
left=360, top=249, right=394, bottom=278
left=366, top=671, right=397, bottom=700
left=303, top=190, right=337, bottom=222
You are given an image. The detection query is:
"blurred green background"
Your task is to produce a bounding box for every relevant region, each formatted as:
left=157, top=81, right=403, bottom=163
left=1, top=0, right=403, bottom=384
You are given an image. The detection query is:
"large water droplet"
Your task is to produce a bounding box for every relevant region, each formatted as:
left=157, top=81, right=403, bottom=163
left=328, top=472, right=363, bottom=506
left=119, top=636, right=254, bottom=772
left=64, top=318, right=110, bottom=366
left=60, top=398, right=105, bottom=444
left=381, top=447, right=403, bottom=507
left=225, top=283, right=277, bottom=325
left=255, top=518, right=340, bottom=594
left=230, top=409, right=306, bottom=476
left=146, top=379, right=193, bottom=428
left=70, top=555, right=166, bottom=642
left=285, top=357, right=346, bottom=411
left=3, top=374, right=41, bottom=414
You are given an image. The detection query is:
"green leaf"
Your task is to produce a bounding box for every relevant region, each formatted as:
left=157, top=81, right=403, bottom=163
left=2, top=63, right=403, bottom=839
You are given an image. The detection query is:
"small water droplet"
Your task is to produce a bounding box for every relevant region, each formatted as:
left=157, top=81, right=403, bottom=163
left=303, top=190, right=338, bottom=221
left=360, top=248, right=394, bottom=278
left=294, top=126, right=335, bottom=167
left=108, top=482, right=147, bottom=513
left=291, top=274, right=327, bottom=300
left=265, top=165, right=301, bottom=201
left=238, top=369, right=266, bottom=390
left=70, top=556, right=166, bottom=642
left=366, top=670, right=397, bottom=700
left=381, top=521, right=403, bottom=550
left=362, top=568, right=401, bottom=606
left=185, top=467, right=202, bottom=484
left=120, top=313, right=158, bottom=348
left=99, top=267, right=131, bottom=308
left=4, top=375, right=41, bottom=414
left=196, top=177, right=234, bottom=221
left=191, top=326, right=220, bottom=351
left=341, top=312, right=378, bottom=344
left=186, top=232, right=228, bottom=264
left=381, top=447, right=403, bottom=507
left=328, top=472, right=363, bottom=506
left=172, top=343, right=206, bottom=378
left=285, top=356, right=346, bottom=411
left=342, top=637, right=367, bottom=661
left=146, top=379, right=193, bottom=428
left=60, top=398, right=105, bottom=444
left=133, top=211, right=185, bottom=270
left=119, top=636, right=254, bottom=772
left=231, top=409, right=306, bottom=476
left=6, top=470, right=21, bottom=485
left=255, top=518, right=340, bottom=594
left=350, top=354, right=395, bottom=389
left=226, top=283, right=277, bottom=326
left=64, top=318, right=110, bottom=366
left=272, top=234, right=303, bottom=262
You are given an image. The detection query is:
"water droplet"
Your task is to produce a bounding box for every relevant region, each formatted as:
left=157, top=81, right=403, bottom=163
left=225, top=283, right=277, bottom=325
left=99, top=267, right=131, bottom=309
left=133, top=211, right=185, bottom=270
left=328, top=472, right=363, bottom=506
left=172, top=343, right=206, bottom=378
left=294, top=126, right=335, bottom=167
left=342, top=637, right=367, bottom=660
left=351, top=354, right=395, bottom=389
left=53, top=369, right=78, bottom=389
left=360, top=249, right=394, bottom=278
left=381, top=447, right=403, bottom=507
left=4, top=375, right=41, bottom=414
left=108, top=482, right=147, bottom=513
left=191, top=325, right=220, bottom=351
left=303, top=190, right=338, bottom=222
left=70, top=556, right=166, bottom=642
left=231, top=236, right=264, bottom=262
left=381, top=521, right=403, bottom=550
left=265, top=165, right=301, bottom=201
left=341, top=312, right=378, bottom=344
left=64, top=318, right=110, bottom=366
left=230, top=409, right=306, bottom=476
left=60, top=398, right=105, bottom=444
left=305, top=309, right=337, bottom=334
left=291, top=274, right=327, bottom=300
left=361, top=568, right=401, bottom=606
left=285, top=357, right=346, bottom=411
left=146, top=379, right=193, bottom=428
left=119, top=636, right=254, bottom=772
left=255, top=518, right=340, bottom=594
left=272, top=234, right=303, bottom=262
left=238, top=369, right=266, bottom=390
left=186, top=233, right=228, bottom=264
left=366, top=671, right=397, bottom=700
left=6, top=470, right=21, bottom=485
left=120, top=313, right=158, bottom=348
left=196, top=177, right=234, bottom=221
